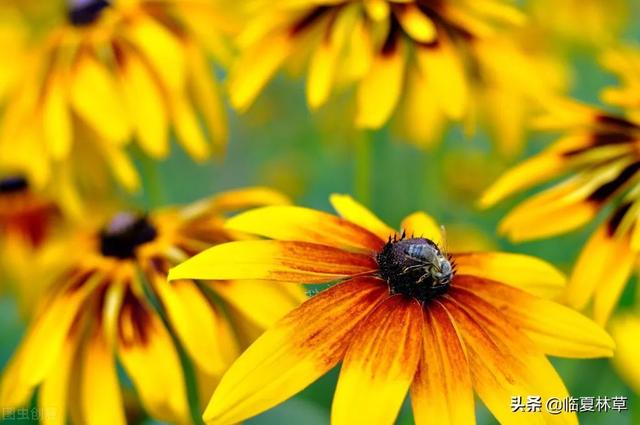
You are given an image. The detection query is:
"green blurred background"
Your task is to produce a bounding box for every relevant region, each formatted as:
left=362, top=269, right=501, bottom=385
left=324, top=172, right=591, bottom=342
left=2, top=2, right=640, bottom=424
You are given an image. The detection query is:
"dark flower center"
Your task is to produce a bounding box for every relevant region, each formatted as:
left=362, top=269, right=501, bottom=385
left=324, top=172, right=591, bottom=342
left=0, top=176, right=28, bottom=194
left=376, top=236, right=453, bottom=302
left=68, top=0, right=111, bottom=26
left=100, top=212, right=157, bottom=259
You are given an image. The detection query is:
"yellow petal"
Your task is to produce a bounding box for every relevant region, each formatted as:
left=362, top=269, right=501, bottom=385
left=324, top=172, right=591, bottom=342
left=415, top=40, right=468, bottom=120
left=363, top=0, right=390, bottom=21
left=172, top=94, right=211, bottom=161
left=0, top=284, right=88, bottom=408
left=154, top=277, right=233, bottom=375
left=42, top=73, right=72, bottom=160
left=454, top=276, right=615, bottom=358
left=329, top=194, right=395, bottom=240
left=81, top=331, right=126, bottom=425
left=203, top=278, right=389, bottom=425
left=212, top=279, right=305, bottom=330
left=499, top=198, right=599, bottom=242
left=70, top=53, right=131, bottom=145
left=126, top=15, right=185, bottom=92
left=443, top=295, right=577, bottom=425
left=332, top=295, right=422, bottom=425
left=39, top=332, right=78, bottom=425
left=411, top=302, right=475, bottom=425
left=566, top=225, right=635, bottom=324
left=225, top=205, right=384, bottom=251
left=610, top=313, right=640, bottom=394
left=307, top=38, right=339, bottom=109
left=118, top=49, right=169, bottom=158
left=452, top=252, right=566, bottom=298
left=118, top=301, right=189, bottom=423
left=186, top=40, right=227, bottom=155
left=229, top=33, right=292, bottom=112
left=479, top=153, right=565, bottom=208
left=395, top=3, right=437, bottom=43
left=169, top=240, right=377, bottom=283
left=400, top=212, right=444, bottom=246
left=93, top=137, right=140, bottom=191
left=355, top=41, right=405, bottom=128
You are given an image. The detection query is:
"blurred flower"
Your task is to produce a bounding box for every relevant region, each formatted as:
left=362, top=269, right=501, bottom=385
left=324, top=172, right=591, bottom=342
left=527, top=0, right=629, bottom=48
left=610, top=312, right=640, bottom=395
left=481, top=50, right=640, bottom=324
left=0, top=0, right=230, bottom=197
left=170, top=194, right=613, bottom=425
left=0, top=187, right=306, bottom=425
left=0, top=175, right=61, bottom=315
left=229, top=0, right=562, bottom=153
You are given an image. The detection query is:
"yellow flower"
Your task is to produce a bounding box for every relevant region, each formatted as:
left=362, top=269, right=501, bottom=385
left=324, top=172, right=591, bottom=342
left=170, top=194, right=613, bottom=425
left=0, top=0, right=229, bottom=195
left=229, top=0, right=561, bottom=153
left=610, top=312, right=640, bottom=395
left=0, top=175, right=61, bottom=315
left=481, top=52, right=640, bottom=324
left=0, top=187, right=306, bottom=425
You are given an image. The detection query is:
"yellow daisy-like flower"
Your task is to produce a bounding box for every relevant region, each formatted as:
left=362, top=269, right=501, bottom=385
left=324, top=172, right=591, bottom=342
left=0, top=175, right=61, bottom=314
left=0, top=187, right=306, bottom=425
left=481, top=51, right=640, bottom=325
left=229, top=0, right=560, bottom=152
left=170, top=194, right=613, bottom=425
left=0, top=0, right=229, bottom=193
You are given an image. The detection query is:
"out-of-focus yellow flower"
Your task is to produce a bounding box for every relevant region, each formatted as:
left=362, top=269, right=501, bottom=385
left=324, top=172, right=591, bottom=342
left=610, top=312, right=640, bottom=395
left=0, top=175, right=62, bottom=315
left=0, top=187, right=306, bottom=425
left=170, top=194, right=613, bottom=425
left=0, top=0, right=230, bottom=197
left=0, top=6, right=28, bottom=103
left=527, top=0, right=629, bottom=48
left=228, top=0, right=562, bottom=153
left=481, top=48, right=640, bottom=325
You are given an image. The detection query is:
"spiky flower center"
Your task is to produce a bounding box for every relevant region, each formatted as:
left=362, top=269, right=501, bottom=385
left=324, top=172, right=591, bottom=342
left=0, top=176, right=28, bottom=194
left=376, top=236, right=453, bottom=302
left=100, top=212, right=157, bottom=259
left=68, top=0, right=111, bottom=26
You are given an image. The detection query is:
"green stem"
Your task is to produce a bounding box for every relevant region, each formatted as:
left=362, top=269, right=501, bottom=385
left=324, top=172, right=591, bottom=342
left=354, top=131, right=372, bottom=206
left=139, top=153, right=165, bottom=209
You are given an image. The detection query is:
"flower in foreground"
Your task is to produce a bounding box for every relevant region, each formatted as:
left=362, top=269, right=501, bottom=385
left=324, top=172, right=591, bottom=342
left=481, top=50, right=640, bottom=325
left=0, top=0, right=230, bottom=195
left=0, top=188, right=306, bottom=425
left=229, top=0, right=561, bottom=152
left=169, top=194, right=614, bottom=425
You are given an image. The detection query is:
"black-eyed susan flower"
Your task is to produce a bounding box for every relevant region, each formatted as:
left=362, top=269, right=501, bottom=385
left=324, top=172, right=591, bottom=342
left=0, top=175, right=61, bottom=313
left=229, top=0, right=562, bottom=153
left=169, top=194, right=614, bottom=425
left=0, top=187, right=306, bottom=425
left=0, top=0, right=230, bottom=195
left=481, top=50, right=640, bottom=325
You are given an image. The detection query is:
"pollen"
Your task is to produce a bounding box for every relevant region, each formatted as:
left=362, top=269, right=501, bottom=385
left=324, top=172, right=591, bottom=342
left=376, top=235, right=453, bottom=302
left=100, top=212, right=157, bottom=259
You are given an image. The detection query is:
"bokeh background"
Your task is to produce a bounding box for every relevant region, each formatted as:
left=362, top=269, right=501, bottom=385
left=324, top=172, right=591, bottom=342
left=2, top=1, right=640, bottom=424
